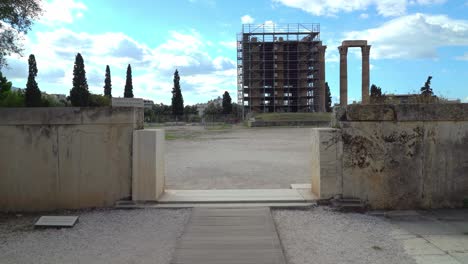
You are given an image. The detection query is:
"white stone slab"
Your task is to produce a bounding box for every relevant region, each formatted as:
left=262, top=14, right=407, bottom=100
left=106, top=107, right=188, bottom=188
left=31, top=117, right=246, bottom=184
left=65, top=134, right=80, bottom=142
left=402, top=238, right=446, bottom=256
left=158, top=189, right=305, bottom=203
left=296, top=188, right=318, bottom=201
left=451, top=252, right=468, bottom=263
left=412, top=254, right=460, bottom=264
left=35, top=216, right=79, bottom=228
left=425, top=235, right=468, bottom=252
left=290, top=183, right=311, bottom=189
left=116, top=202, right=315, bottom=209
left=112, top=98, right=144, bottom=108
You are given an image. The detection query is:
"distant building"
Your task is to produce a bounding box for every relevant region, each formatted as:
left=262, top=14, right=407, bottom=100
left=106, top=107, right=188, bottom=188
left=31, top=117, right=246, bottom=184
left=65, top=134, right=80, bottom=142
left=237, top=23, right=326, bottom=113
left=51, top=94, right=67, bottom=101
left=143, top=100, right=154, bottom=109
left=195, top=97, right=223, bottom=117
left=196, top=103, right=207, bottom=117
left=208, top=96, right=223, bottom=106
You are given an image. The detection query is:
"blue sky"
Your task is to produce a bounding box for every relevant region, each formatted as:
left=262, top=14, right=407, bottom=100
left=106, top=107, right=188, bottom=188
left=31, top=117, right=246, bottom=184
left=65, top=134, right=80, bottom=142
left=2, top=0, right=468, bottom=104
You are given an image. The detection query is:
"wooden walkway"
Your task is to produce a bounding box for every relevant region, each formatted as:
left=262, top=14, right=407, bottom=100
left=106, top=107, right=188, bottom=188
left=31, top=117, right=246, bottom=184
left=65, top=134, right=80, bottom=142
left=171, top=207, right=287, bottom=264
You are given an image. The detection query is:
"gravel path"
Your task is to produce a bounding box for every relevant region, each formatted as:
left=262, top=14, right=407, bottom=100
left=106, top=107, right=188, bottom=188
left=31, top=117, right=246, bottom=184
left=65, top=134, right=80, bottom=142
left=166, top=127, right=311, bottom=189
left=0, top=209, right=191, bottom=264
left=273, top=207, right=416, bottom=264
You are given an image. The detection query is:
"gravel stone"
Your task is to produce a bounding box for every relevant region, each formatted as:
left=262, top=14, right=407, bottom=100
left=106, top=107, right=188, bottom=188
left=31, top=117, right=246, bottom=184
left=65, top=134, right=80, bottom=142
left=272, top=207, right=417, bottom=264
left=0, top=209, right=191, bottom=264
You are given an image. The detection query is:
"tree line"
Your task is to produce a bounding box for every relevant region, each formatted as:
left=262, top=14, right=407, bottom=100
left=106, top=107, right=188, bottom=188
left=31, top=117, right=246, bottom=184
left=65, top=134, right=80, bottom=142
left=370, top=76, right=437, bottom=104
left=0, top=53, right=135, bottom=107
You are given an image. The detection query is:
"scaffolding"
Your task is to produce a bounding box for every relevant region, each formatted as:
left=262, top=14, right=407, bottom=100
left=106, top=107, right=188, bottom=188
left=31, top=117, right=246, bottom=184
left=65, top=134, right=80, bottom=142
left=237, top=23, right=325, bottom=113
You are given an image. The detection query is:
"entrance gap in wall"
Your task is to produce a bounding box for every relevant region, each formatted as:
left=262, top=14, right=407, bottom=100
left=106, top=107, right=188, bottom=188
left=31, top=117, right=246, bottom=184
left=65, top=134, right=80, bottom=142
left=158, top=125, right=317, bottom=205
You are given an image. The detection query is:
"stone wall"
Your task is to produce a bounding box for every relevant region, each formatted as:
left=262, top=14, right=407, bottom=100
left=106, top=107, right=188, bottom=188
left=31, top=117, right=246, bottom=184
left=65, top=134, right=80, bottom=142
left=313, top=104, right=468, bottom=209
left=0, top=107, right=143, bottom=212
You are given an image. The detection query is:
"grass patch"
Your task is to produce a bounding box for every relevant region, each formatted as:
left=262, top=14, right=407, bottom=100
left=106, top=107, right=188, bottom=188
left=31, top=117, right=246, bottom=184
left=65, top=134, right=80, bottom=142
left=205, top=123, right=232, bottom=131
left=144, top=122, right=164, bottom=128
left=254, top=112, right=332, bottom=122
left=165, top=131, right=202, bottom=140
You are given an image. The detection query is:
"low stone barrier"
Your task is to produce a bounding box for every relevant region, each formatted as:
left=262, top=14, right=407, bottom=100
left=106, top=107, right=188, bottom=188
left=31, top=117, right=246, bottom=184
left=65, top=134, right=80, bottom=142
left=312, top=104, right=468, bottom=209
left=132, top=129, right=165, bottom=201
left=0, top=107, right=143, bottom=212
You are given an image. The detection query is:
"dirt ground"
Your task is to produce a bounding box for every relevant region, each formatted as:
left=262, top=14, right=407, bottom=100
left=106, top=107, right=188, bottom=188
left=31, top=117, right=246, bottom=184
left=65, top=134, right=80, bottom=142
left=165, top=125, right=311, bottom=189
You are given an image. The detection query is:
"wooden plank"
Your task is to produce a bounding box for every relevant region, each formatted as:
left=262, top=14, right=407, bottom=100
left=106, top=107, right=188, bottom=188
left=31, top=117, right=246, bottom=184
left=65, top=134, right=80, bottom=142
left=171, top=207, right=286, bottom=264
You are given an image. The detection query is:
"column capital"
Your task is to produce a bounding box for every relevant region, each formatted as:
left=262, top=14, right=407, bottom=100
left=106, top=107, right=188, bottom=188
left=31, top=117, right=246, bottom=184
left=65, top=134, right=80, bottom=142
left=361, top=45, right=371, bottom=56
left=338, top=46, right=348, bottom=55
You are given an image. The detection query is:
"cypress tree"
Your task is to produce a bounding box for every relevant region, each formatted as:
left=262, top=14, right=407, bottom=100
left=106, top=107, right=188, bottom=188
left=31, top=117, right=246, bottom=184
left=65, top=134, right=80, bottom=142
left=222, top=91, right=232, bottom=114
left=104, top=65, right=112, bottom=97
left=370, top=84, right=382, bottom=98
left=171, top=69, right=184, bottom=117
left=25, top=54, right=41, bottom=107
left=69, top=53, right=90, bottom=106
left=124, top=64, right=133, bottom=98
left=420, top=76, right=433, bottom=96
left=325, top=82, right=332, bottom=112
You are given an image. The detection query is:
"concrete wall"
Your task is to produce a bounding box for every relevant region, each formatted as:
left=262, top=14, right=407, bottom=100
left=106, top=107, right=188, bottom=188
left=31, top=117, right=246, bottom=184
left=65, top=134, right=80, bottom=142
left=314, top=104, right=468, bottom=209
left=0, top=107, right=143, bottom=212
left=132, top=129, right=165, bottom=201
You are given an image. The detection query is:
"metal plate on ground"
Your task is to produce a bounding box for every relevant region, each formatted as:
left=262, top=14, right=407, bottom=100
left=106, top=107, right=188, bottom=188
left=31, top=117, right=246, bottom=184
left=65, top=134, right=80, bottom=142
left=34, top=216, right=79, bottom=228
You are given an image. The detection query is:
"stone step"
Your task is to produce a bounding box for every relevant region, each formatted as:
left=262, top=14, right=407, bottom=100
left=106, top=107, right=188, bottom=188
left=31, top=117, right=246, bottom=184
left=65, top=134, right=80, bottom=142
left=116, top=200, right=315, bottom=209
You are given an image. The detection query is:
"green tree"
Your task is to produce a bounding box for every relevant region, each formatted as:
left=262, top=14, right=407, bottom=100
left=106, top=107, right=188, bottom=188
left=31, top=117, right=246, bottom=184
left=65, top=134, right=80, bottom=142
left=25, top=54, right=41, bottom=106
left=69, top=53, right=90, bottom=106
left=171, top=69, right=184, bottom=117
left=370, top=84, right=382, bottom=98
left=0, top=71, right=24, bottom=107
left=222, top=91, right=232, bottom=114
left=420, top=76, right=433, bottom=96
left=0, top=0, right=43, bottom=69
left=0, top=71, right=12, bottom=94
left=104, top=65, right=112, bottom=97
left=124, top=64, right=133, bottom=98
left=204, top=102, right=222, bottom=116
left=325, top=82, right=332, bottom=112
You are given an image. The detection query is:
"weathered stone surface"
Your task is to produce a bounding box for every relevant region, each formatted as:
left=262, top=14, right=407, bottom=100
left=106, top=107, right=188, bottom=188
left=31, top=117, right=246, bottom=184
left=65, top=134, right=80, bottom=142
left=339, top=104, right=468, bottom=122
left=132, top=129, right=165, bottom=201
left=311, top=128, right=343, bottom=199
left=0, top=107, right=142, bottom=212
left=342, top=40, right=367, bottom=47
left=329, top=104, right=468, bottom=209
left=0, top=107, right=144, bottom=127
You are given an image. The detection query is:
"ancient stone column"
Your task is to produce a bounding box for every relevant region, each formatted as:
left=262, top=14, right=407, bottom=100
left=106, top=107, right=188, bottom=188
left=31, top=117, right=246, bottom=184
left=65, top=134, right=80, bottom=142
left=338, top=46, right=348, bottom=106
left=361, top=45, right=371, bottom=105
left=318, top=45, right=327, bottom=112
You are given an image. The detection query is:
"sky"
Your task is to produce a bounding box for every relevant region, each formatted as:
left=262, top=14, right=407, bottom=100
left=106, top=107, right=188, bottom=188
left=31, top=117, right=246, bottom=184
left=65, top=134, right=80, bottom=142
left=2, top=0, right=468, bottom=105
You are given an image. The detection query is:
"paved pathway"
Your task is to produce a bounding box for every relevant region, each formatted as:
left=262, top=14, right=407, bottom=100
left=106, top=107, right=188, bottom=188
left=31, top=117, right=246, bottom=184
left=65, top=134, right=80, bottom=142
left=171, top=207, right=287, bottom=264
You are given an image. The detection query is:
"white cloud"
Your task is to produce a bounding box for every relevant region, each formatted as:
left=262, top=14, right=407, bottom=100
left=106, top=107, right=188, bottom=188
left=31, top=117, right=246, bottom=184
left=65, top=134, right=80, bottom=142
left=40, top=0, right=87, bottom=25
left=273, top=0, right=446, bottom=17
left=241, top=15, right=255, bottom=24
left=3, top=28, right=236, bottom=104
left=359, top=13, right=369, bottom=19
left=463, top=97, right=468, bottom=103
left=344, top=13, right=468, bottom=59
left=219, top=41, right=237, bottom=49
left=455, top=52, right=468, bottom=60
